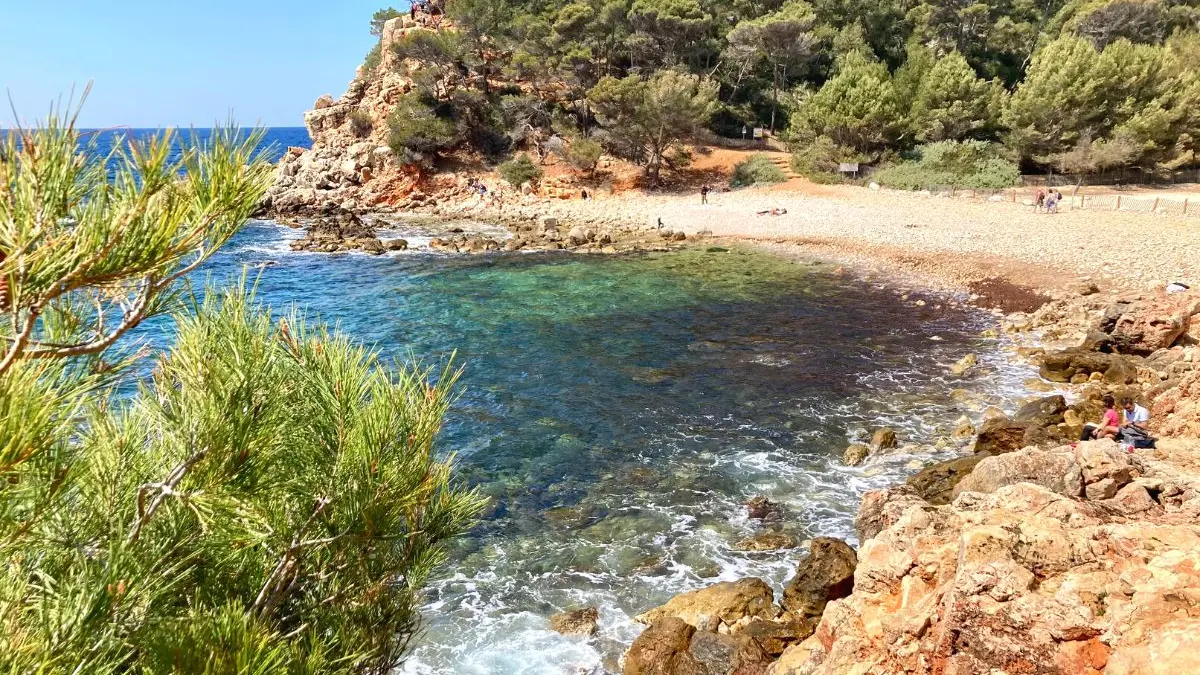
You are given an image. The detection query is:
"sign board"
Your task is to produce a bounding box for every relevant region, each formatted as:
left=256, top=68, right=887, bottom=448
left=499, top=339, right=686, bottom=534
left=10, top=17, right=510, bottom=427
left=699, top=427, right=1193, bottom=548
left=753, top=127, right=765, bottom=139
left=838, top=163, right=860, bottom=173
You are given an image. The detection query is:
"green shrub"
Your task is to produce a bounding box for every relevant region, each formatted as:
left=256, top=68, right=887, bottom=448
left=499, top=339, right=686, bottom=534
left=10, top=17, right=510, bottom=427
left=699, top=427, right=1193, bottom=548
left=348, top=109, right=374, bottom=138
left=564, top=138, right=603, bottom=175
left=497, top=154, right=544, bottom=186
left=872, top=140, right=1020, bottom=190
left=729, top=154, right=787, bottom=188
left=387, top=93, right=458, bottom=163
left=790, top=136, right=861, bottom=182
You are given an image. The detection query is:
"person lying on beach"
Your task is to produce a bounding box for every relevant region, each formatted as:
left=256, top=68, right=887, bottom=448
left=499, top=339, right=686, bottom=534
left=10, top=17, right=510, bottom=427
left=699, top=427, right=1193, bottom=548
left=756, top=208, right=787, bottom=216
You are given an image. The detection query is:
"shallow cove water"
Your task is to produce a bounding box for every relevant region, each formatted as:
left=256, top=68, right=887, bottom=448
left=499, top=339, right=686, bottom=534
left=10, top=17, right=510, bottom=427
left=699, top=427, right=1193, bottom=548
left=198, top=221, right=1035, bottom=674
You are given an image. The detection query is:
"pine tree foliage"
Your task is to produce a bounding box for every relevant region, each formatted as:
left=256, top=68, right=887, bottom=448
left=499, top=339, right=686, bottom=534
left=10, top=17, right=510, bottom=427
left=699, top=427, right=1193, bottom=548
left=787, top=53, right=902, bottom=156
left=587, top=70, right=718, bottom=182
left=0, top=109, right=483, bottom=674
left=910, top=51, right=1006, bottom=142
left=372, top=0, right=1200, bottom=180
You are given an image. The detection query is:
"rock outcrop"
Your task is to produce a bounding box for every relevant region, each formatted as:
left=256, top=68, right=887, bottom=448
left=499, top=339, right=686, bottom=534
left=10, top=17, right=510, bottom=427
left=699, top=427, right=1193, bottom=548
left=1152, top=371, right=1200, bottom=438
left=635, top=579, right=776, bottom=632
left=620, top=287, right=1200, bottom=675
left=769, top=439, right=1200, bottom=675
left=263, top=16, right=435, bottom=216
left=549, top=607, right=600, bottom=637
left=288, top=213, right=387, bottom=253
left=1108, top=292, right=1200, bottom=355
left=625, top=541, right=860, bottom=675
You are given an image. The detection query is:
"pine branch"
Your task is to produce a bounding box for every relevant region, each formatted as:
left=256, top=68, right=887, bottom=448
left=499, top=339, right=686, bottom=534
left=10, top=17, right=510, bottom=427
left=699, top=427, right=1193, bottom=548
left=128, top=447, right=209, bottom=544
left=253, top=497, right=339, bottom=621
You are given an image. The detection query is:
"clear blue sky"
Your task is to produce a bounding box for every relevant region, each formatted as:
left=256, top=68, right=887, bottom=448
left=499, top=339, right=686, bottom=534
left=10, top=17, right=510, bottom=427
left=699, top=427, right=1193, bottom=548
left=1, top=0, right=402, bottom=128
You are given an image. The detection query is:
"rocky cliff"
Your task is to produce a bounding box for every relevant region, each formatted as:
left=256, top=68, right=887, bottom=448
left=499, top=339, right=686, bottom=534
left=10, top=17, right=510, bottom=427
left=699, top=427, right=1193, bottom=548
left=263, top=16, right=434, bottom=215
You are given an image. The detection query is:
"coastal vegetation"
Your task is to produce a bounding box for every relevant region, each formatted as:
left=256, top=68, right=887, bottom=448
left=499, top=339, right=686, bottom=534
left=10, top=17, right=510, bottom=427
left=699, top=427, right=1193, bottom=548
left=729, top=153, right=789, bottom=187
left=0, top=112, right=481, bottom=673
left=364, top=0, right=1200, bottom=186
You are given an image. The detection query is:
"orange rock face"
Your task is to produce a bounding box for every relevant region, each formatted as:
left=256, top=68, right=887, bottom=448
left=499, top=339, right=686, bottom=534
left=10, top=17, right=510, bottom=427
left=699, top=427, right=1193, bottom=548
left=770, top=440, right=1200, bottom=675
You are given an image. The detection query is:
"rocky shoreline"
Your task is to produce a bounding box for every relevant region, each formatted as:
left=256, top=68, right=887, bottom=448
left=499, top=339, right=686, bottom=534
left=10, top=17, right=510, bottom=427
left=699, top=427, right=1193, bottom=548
left=581, top=287, right=1200, bottom=674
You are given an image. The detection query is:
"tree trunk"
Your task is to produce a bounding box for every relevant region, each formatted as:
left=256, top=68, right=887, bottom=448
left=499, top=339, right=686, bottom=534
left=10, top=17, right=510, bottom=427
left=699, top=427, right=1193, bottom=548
left=770, top=65, right=780, bottom=134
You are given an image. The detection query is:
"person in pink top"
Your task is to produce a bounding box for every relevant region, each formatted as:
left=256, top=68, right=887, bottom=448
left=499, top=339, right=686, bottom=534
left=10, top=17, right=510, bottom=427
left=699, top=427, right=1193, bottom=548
left=1093, top=395, right=1121, bottom=440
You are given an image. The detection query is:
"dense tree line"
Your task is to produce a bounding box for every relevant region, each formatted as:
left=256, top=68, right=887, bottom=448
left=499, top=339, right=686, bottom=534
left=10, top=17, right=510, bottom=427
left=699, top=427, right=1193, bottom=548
left=370, top=0, right=1200, bottom=184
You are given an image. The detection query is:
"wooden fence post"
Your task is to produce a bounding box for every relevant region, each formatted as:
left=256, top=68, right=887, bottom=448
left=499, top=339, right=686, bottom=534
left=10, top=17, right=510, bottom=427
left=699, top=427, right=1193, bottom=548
left=1152, top=197, right=1160, bottom=213
left=1184, top=198, right=1189, bottom=215
left=1115, top=195, right=1121, bottom=211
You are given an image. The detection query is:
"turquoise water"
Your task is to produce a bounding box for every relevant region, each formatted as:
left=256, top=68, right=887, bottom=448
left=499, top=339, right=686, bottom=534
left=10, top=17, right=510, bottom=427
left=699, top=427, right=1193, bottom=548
left=196, top=219, right=1035, bottom=674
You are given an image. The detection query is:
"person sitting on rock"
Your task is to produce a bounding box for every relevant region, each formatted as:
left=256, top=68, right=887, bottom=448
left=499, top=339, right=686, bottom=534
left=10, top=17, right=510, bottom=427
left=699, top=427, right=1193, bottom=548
left=1092, top=395, right=1121, bottom=440
left=1118, top=397, right=1156, bottom=449
left=1121, top=398, right=1150, bottom=431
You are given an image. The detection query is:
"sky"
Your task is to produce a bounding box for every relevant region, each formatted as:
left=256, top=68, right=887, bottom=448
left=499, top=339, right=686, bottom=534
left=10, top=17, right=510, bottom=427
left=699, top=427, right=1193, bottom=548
left=0, top=0, right=401, bottom=128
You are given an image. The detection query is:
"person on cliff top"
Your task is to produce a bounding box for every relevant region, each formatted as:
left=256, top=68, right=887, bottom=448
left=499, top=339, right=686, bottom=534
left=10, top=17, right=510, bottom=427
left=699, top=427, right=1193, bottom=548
left=1092, top=395, right=1121, bottom=440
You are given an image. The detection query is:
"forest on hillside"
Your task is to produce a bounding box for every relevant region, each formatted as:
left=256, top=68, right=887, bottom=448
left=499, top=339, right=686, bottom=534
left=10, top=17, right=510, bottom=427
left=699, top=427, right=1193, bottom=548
left=368, top=0, right=1200, bottom=187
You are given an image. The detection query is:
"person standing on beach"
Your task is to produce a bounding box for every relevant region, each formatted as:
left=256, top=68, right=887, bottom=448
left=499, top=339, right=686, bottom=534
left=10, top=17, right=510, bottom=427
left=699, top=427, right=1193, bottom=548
left=1045, top=190, right=1059, bottom=213
left=1035, top=188, right=1045, bottom=212
left=700, top=185, right=710, bottom=205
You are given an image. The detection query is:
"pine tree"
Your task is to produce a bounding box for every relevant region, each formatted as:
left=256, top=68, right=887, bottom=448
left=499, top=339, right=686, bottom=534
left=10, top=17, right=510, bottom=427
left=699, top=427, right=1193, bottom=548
left=1005, top=35, right=1107, bottom=159
left=788, top=52, right=902, bottom=156
left=911, top=50, right=1004, bottom=142
left=725, top=1, right=818, bottom=132
left=587, top=69, right=718, bottom=183
left=0, top=107, right=483, bottom=674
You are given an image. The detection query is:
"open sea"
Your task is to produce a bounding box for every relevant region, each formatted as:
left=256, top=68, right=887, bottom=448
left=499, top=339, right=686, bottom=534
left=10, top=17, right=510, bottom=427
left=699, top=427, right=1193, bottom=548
left=112, top=128, right=1036, bottom=673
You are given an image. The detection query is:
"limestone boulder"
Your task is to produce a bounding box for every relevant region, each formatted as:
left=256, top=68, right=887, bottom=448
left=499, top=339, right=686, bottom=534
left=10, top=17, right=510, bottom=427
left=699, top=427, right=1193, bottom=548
left=636, top=578, right=776, bottom=631
left=870, top=428, right=898, bottom=450
left=549, top=607, right=599, bottom=637
left=842, top=443, right=869, bottom=466
left=855, top=485, right=926, bottom=541
left=1109, top=292, right=1200, bottom=355
left=953, top=447, right=1083, bottom=498
left=780, top=538, right=856, bottom=638
left=972, top=416, right=1029, bottom=454
left=623, top=618, right=701, bottom=675
left=745, top=496, right=783, bottom=522
left=1039, top=348, right=1140, bottom=384
left=1152, top=371, right=1200, bottom=437
left=906, top=453, right=990, bottom=505
left=623, top=617, right=774, bottom=675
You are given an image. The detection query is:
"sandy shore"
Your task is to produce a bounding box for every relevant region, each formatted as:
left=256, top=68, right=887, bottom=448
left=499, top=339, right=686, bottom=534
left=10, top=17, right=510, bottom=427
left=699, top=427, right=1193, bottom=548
left=497, top=182, right=1200, bottom=298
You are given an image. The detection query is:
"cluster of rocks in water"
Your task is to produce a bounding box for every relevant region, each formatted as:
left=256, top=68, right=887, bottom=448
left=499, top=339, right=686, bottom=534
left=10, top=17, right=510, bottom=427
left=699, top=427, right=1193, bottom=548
left=288, top=212, right=407, bottom=254
left=289, top=210, right=697, bottom=257
left=587, top=286, right=1200, bottom=675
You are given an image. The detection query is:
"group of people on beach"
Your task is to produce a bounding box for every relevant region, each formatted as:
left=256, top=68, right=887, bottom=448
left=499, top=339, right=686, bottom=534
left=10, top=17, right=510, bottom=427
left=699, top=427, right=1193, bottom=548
left=1034, top=188, right=1064, bottom=213
left=1084, top=395, right=1156, bottom=449
left=467, top=178, right=503, bottom=210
